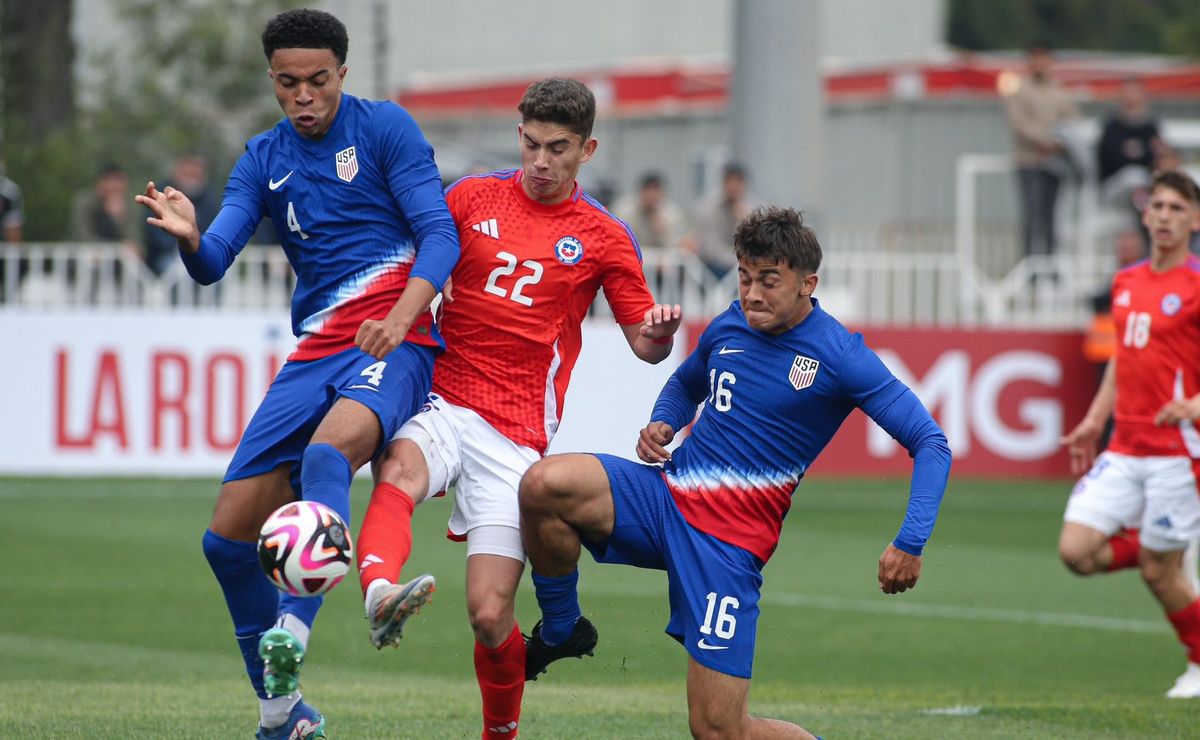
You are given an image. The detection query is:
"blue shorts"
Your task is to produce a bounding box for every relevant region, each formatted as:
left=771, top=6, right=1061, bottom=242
left=224, top=343, right=435, bottom=486
left=584, top=454, right=764, bottom=678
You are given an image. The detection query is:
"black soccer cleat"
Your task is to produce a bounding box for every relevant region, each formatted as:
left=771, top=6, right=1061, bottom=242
left=524, top=616, right=598, bottom=681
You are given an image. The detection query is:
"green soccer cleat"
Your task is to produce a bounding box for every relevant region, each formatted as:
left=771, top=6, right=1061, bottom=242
left=258, top=627, right=305, bottom=698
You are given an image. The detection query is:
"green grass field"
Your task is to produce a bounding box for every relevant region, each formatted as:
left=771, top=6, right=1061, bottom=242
left=1, top=475, right=1195, bottom=738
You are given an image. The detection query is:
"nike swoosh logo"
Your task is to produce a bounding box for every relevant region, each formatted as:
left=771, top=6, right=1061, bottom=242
left=696, top=638, right=729, bottom=651
left=718, top=347, right=744, bottom=355
left=268, top=171, right=293, bottom=190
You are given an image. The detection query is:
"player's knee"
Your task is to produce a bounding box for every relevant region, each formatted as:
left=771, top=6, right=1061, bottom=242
left=467, top=601, right=514, bottom=646
left=1138, top=551, right=1175, bottom=590
left=375, top=442, right=423, bottom=493
left=518, top=459, right=558, bottom=512
left=1058, top=543, right=1099, bottom=575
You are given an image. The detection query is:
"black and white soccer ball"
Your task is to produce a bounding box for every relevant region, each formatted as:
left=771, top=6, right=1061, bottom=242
left=257, top=501, right=353, bottom=597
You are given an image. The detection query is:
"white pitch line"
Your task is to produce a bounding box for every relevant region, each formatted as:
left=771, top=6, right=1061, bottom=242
left=580, top=582, right=1168, bottom=635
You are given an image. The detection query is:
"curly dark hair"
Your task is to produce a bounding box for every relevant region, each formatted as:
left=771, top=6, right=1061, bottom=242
left=517, top=78, right=595, bottom=142
left=262, top=9, right=348, bottom=65
left=1152, top=169, right=1200, bottom=206
left=734, top=206, right=822, bottom=274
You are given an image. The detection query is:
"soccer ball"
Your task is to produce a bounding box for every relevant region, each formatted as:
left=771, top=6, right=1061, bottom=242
left=257, top=501, right=353, bottom=597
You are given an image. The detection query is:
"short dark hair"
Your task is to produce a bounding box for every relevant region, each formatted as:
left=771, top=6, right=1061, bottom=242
left=517, top=78, right=595, bottom=143
left=1151, top=170, right=1200, bottom=206
left=734, top=206, right=822, bottom=274
left=639, top=171, right=664, bottom=190
left=262, top=9, right=348, bottom=66
left=723, top=162, right=747, bottom=181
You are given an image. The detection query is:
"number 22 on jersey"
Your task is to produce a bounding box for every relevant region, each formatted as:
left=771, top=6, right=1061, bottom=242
left=484, top=251, right=543, bottom=306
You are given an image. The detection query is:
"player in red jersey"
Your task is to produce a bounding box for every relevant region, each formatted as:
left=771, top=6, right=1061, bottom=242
left=1059, top=170, right=1200, bottom=698
left=353, top=78, right=682, bottom=738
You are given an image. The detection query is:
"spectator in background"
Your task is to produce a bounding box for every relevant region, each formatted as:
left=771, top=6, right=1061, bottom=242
left=143, top=154, right=219, bottom=275
left=1003, top=43, right=1079, bottom=259
left=69, top=163, right=142, bottom=255
left=0, top=161, right=25, bottom=243
left=688, top=162, right=756, bottom=278
left=613, top=171, right=684, bottom=251
left=1097, top=79, right=1160, bottom=212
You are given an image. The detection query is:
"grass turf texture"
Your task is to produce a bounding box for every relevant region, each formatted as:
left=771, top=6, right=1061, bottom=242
left=1, top=475, right=1194, bottom=738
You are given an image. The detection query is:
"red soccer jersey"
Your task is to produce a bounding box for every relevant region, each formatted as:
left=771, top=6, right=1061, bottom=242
left=1108, top=255, right=1200, bottom=457
left=432, top=170, right=654, bottom=452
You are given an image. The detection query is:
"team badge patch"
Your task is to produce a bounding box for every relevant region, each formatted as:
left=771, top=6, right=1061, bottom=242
left=788, top=355, right=820, bottom=390
left=335, top=146, right=359, bottom=183
left=554, top=236, right=584, bottom=265
left=1162, top=293, right=1182, bottom=316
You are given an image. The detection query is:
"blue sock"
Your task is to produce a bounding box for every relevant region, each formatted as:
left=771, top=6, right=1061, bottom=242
left=298, top=442, right=353, bottom=524
left=202, top=529, right=279, bottom=699
left=531, top=570, right=581, bottom=646
left=275, top=442, right=354, bottom=628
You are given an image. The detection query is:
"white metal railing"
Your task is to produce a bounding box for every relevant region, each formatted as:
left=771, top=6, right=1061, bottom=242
left=0, top=240, right=1106, bottom=328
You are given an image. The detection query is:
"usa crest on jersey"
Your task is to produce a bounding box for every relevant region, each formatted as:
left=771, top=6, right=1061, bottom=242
left=335, top=146, right=359, bottom=183
left=789, top=355, right=820, bottom=390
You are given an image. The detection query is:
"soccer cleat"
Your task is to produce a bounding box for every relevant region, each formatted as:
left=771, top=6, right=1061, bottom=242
left=255, top=700, right=326, bottom=739
left=1166, top=662, right=1200, bottom=698
left=259, top=627, right=305, bottom=698
left=524, top=616, right=598, bottom=681
left=367, top=573, right=437, bottom=649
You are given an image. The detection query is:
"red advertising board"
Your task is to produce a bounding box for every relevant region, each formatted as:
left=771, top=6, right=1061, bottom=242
left=682, top=322, right=1097, bottom=479
left=824, top=326, right=1095, bottom=479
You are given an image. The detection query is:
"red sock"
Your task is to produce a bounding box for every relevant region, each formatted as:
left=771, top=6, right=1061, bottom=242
left=356, top=482, right=416, bottom=594
left=1167, top=598, right=1200, bottom=664
left=1105, top=529, right=1140, bottom=572
left=475, top=623, right=525, bottom=739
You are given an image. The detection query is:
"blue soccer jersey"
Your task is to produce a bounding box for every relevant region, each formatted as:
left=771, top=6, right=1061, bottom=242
left=651, top=299, right=952, bottom=562
left=181, top=94, right=460, bottom=360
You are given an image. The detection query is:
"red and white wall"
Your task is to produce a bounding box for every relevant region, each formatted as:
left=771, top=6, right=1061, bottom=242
left=2, top=311, right=1094, bottom=478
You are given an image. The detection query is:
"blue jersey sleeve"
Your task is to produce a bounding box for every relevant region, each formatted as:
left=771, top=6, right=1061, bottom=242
left=650, top=326, right=714, bottom=431
left=842, top=336, right=952, bottom=556
left=371, top=104, right=459, bottom=290
left=182, top=150, right=262, bottom=284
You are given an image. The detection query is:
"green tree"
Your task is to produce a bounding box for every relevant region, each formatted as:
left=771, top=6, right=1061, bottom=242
left=0, top=0, right=301, bottom=240
left=0, top=0, right=82, bottom=241
left=948, top=0, right=1200, bottom=55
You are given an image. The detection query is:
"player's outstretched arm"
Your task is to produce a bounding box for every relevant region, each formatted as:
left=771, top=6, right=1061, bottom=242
left=356, top=276, right=438, bottom=360
left=135, top=182, right=200, bottom=253
left=878, top=543, right=920, bottom=594
left=1060, top=358, right=1116, bottom=475
left=636, top=421, right=676, bottom=464
left=622, top=303, right=683, bottom=364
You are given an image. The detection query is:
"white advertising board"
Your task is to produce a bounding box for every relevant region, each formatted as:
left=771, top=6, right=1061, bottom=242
left=0, top=309, right=681, bottom=476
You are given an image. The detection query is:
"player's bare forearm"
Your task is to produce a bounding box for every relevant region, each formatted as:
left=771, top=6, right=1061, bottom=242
left=1060, top=359, right=1115, bottom=474
left=636, top=421, right=675, bottom=464
left=878, top=543, right=920, bottom=594
left=626, top=303, right=683, bottom=364
left=355, top=277, right=437, bottom=360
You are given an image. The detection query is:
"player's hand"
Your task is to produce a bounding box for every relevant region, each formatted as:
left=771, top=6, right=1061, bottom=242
left=636, top=421, right=676, bottom=464
left=356, top=317, right=408, bottom=360
left=1154, top=397, right=1200, bottom=427
left=135, top=181, right=200, bottom=252
left=878, top=543, right=921, bottom=594
left=1059, top=418, right=1103, bottom=476
left=639, top=303, right=683, bottom=341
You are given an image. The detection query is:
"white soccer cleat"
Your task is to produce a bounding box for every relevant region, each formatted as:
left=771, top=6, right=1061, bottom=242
left=367, top=574, right=436, bottom=649
left=1166, top=662, right=1200, bottom=699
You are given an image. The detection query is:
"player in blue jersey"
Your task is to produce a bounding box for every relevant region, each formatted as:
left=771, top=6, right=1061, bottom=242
left=518, top=206, right=952, bottom=739
left=135, top=9, right=459, bottom=739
